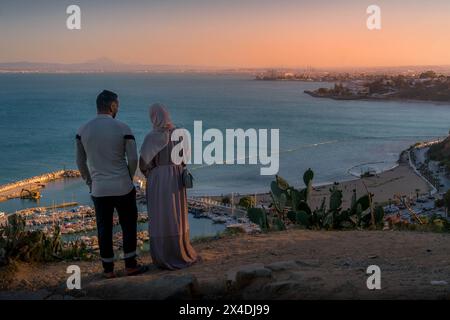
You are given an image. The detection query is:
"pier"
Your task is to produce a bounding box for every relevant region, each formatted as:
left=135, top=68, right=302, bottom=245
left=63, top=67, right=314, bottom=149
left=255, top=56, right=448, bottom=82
left=0, top=169, right=80, bottom=202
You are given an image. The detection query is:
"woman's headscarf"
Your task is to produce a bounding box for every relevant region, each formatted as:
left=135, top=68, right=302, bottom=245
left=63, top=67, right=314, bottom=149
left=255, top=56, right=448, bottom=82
left=140, top=103, right=175, bottom=164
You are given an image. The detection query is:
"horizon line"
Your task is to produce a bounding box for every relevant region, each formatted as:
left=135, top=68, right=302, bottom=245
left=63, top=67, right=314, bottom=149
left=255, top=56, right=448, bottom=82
left=1, top=59, right=450, bottom=71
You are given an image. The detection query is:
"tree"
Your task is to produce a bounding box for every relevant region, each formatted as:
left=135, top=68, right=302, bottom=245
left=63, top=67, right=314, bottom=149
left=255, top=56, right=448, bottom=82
left=317, top=87, right=329, bottom=95
left=239, top=196, right=254, bottom=209
left=419, top=70, right=437, bottom=79
left=222, top=196, right=231, bottom=205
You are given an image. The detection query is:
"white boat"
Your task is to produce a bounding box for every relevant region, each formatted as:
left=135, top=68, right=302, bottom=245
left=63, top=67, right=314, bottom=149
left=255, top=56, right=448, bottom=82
left=0, top=212, right=6, bottom=218
left=212, top=216, right=228, bottom=224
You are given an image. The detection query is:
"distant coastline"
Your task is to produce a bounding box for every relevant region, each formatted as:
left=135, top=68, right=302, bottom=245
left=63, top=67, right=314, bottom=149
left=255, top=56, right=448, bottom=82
left=303, top=89, right=450, bottom=104
left=257, top=69, right=450, bottom=103
left=3, top=60, right=450, bottom=75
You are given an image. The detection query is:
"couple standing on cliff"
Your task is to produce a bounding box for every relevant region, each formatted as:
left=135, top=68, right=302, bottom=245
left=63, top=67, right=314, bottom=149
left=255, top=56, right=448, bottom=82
left=75, top=90, right=199, bottom=278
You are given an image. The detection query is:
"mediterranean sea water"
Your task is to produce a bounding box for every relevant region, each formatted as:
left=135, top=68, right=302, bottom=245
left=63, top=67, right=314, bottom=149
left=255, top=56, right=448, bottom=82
left=0, top=73, right=449, bottom=235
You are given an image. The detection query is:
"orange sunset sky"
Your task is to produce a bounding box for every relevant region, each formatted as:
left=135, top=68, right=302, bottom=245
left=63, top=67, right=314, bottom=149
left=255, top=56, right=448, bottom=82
left=0, top=0, right=449, bottom=68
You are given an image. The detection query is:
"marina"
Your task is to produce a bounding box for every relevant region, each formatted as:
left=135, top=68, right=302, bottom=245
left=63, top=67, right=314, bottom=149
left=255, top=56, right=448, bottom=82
left=0, top=189, right=261, bottom=252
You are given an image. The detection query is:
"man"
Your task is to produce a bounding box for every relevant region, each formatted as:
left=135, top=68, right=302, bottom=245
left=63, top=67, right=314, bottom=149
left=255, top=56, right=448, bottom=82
left=76, top=90, right=147, bottom=278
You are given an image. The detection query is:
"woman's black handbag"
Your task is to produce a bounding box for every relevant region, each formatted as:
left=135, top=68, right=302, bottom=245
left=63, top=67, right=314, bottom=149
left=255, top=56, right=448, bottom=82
left=182, top=168, right=194, bottom=189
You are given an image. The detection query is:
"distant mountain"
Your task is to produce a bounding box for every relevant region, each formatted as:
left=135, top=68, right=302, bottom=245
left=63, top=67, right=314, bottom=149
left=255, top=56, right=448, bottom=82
left=0, top=58, right=238, bottom=73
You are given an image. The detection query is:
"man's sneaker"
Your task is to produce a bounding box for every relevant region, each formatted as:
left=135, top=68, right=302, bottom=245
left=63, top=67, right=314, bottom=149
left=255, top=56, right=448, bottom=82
left=125, top=264, right=149, bottom=276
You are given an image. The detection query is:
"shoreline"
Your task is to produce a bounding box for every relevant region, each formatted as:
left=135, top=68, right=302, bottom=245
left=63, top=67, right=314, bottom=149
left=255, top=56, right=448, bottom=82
left=304, top=90, right=450, bottom=105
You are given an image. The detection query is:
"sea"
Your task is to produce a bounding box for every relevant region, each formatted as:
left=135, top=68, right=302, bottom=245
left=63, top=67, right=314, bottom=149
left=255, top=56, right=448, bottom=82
left=0, top=73, right=449, bottom=236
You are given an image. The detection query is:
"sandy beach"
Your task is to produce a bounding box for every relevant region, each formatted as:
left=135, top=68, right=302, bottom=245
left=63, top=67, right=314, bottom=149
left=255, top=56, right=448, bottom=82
left=309, top=149, right=432, bottom=208
left=220, top=148, right=433, bottom=210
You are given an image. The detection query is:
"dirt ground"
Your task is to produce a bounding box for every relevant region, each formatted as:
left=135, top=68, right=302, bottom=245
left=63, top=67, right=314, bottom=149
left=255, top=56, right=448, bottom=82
left=1, top=229, right=449, bottom=299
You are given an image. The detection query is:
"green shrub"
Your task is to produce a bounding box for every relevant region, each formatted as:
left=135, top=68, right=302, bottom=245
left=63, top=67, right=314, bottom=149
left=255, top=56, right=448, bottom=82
left=0, top=214, right=90, bottom=266
left=222, top=196, right=231, bottom=205
left=239, top=196, right=254, bottom=209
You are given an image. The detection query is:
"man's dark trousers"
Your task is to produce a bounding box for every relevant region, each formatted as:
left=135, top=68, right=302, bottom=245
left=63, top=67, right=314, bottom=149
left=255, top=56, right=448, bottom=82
left=91, top=188, right=138, bottom=273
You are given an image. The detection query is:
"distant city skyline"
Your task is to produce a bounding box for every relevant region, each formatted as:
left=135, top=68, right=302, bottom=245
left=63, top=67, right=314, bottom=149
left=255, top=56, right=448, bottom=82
left=1, top=0, right=450, bottom=68
left=1, top=57, right=450, bottom=73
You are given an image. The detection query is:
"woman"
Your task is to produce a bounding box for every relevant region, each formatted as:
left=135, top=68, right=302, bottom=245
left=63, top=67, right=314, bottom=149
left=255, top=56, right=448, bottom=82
left=139, top=103, right=199, bottom=270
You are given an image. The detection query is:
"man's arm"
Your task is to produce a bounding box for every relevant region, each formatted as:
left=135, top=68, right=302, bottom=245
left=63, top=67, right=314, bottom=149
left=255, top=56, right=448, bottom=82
left=139, top=155, right=148, bottom=177
left=124, top=130, right=138, bottom=180
left=75, top=134, right=92, bottom=191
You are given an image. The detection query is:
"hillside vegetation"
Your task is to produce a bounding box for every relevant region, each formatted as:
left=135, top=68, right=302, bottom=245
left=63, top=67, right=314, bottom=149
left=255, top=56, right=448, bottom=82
left=428, top=136, right=450, bottom=171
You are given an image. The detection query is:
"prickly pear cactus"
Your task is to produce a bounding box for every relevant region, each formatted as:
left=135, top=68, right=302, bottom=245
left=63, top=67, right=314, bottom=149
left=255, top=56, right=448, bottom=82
left=247, top=208, right=269, bottom=230
left=303, top=168, right=314, bottom=202
left=271, top=192, right=287, bottom=213
left=272, top=217, right=287, bottom=231
left=271, top=181, right=284, bottom=198
left=287, top=211, right=297, bottom=223
left=290, top=188, right=305, bottom=211
left=354, top=194, right=370, bottom=212
left=295, top=210, right=311, bottom=227
left=351, top=189, right=357, bottom=209
left=329, top=186, right=343, bottom=212
left=303, top=168, right=314, bottom=186
left=275, top=175, right=290, bottom=191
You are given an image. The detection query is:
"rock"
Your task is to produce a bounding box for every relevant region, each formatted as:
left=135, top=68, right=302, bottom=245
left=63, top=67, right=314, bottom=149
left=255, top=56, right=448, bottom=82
left=226, top=263, right=272, bottom=290
left=240, top=280, right=305, bottom=300
left=260, top=281, right=303, bottom=299
left=430, top=280, right=448, bottom=286
left=0, top=289, right=51, bottom=300
left=295, top=259, right=320, bottom=267
left=265, top=260, right=299, bottom=272
left=198, top=279, right=226, bottom=299
left=342, top=258, right=353, bottom=267
left=225, top=224, right=247, bottom=234
left=64, top=287, right=85, bottom=298
left=83, top=274, right=199, bottom=300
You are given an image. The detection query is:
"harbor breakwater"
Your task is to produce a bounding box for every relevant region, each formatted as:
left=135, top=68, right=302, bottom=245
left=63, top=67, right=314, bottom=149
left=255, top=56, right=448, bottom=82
left=0, top=170, right=80, bottom=202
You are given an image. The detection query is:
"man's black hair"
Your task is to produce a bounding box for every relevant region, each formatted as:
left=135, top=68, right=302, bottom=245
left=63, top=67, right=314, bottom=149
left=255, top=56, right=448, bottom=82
left=96, top=90, right=118, bottom=113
